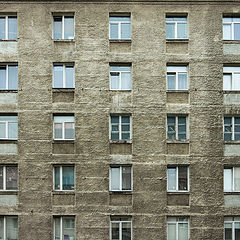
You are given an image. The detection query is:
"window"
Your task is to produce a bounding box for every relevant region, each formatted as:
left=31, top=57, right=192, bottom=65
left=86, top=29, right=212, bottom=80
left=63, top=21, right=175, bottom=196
left=110, top=166, right=132, bottom=191
left=53, top=15, right=74, bottom=40
left=110, top=217, right=132, bottom=240
left=0, top=116, right=18, bottom=140
left=54, top=116, right=74, bottom=140
left=167, top=217, right=189, bottom=240
left=224, top=217, right=240, bottom=240
left=167, top=66, right=188, bottom=90
left=224, top=167, right=240, bottom=192
left=223, top=67, right=240, bottom=91
left=54, top=216, right=75, bottom=240
left=167, top=166, right=189, bottom=192
left=0, top=216, right=18, bottom=240
left=166, top=16, right=188, bottom=39
left=54, top=166, right=74, bottom=191
left=0, top=64, right=18, bottom=90
left=224, top=116, right=240, bottom=141
left=167, top=116, right=187, bottom=140
left=223, top=17, right=240, bottom=40
left=110, top=65, right=131, bottom=90
left=110, top=115, right=131, bottom=140
left=0, top=16, right=17, bottom=40
left=53, top=64, right=74, bottom=88
left=0, top=166, right=17, bottom=191
left=109, top=16, right=131, bottom=40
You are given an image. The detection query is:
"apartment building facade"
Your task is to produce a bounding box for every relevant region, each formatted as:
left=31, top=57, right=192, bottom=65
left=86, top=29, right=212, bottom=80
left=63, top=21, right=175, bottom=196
left=0, top=0, right=239, bottom=239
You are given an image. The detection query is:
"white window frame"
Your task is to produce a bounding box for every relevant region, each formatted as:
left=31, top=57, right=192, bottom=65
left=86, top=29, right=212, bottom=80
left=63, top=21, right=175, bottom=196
left=167, top=166, right=189, bottom=192
left=166, top=66, right=188, bottom=90
left=224, top=217, right=240, bottom=240
left=223, top=67, right=240, bottom=91
left=224, top=167, right=240, bottom=192
left=0, top=116, right=18, bottom=140
left=110, top=218, right=132, bottom=240
left=109, top=115, right=132, bottom=140
left=0, top=216, right=18, bottom=240
left=109, top=16, right=131, bottom=40
left=109, top=166, right=132, bottom=192
left=53, top=64, right=75, bottom=88
left=54, top=216, right=75, bottom=240
left=53, top=165, right=75, bottom=192
left=53, top=15, right=74, bottom=40
left=109, top=66, right=131, bottom=90
left=167, top=217, right=189, bottom=240
left=0, top=165, right=18, bottom=191
left=167, top=115, right=188, bottom=140
left=223, top=116, right=240, bottom=141
left=223, top=17, right=240, bottom=40
left=53, top=116, right=75, bottom=140
left=0, top=64, right=18, bottom=90
left=0, top=15, right=17, bottom=40
left=166, top=16, right=188, bottom=39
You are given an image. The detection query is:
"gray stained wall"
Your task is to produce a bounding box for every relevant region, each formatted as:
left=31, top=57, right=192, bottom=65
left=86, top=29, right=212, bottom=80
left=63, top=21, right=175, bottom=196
left=0, top=0, right=239, bottom=239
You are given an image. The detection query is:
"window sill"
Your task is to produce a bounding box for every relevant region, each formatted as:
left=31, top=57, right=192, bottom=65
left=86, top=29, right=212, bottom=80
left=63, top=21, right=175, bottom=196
left=166, top=140, right=189, bottom=144
left=167, top=90, right=189, bottom=93
left=223, top=90, right=240, bottom=94
left=109, top=191, right=132, bottom=195
left=0, top=39, right=17, bottom=42
left=0, top=139, right=18, bottom=143
left=0, top=191, right=18, bottom=195
left=0, top=90, right=18, bottom=93
left=52, top=88, right=75, bottom=92
left=167, top=191, right=189, bottom=195
left=53, top=39, right=75, bottom=43
left=166, top=39, right=189, bottom=43
left=52, top=140, right=75, bottom=143
left=222, top=40, right=240, bottom=44
left=109, top=39, right=131, bottom=43
left=110, top=140, right=132, bottom=144
left=52, top=191, right=75, bottom=195
left=224, top=141, right=240, bottom=144
left=110, top=89, right=132, bottom=92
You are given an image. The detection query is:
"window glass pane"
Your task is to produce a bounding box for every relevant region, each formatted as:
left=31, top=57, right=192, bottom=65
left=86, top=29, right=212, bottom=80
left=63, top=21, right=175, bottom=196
left=62, top=166, right=74, bottom=190
left=8, top=17, right=17, bottom=40
left=112, top=125, right=119, bottom=132
left=225, top=223, right=232, bottom=240
left=53, top=66, right=63, bottom=88
left=122, top=167, right=131, bottom=190
left=234, top=73, right=240, bottom=90
left=110, top=72, right=120, bottom=90
left=110, top=23, right=118, bottom=39
left=54, top=17, right=62, bottom=39
left=54, top=123, right=62, bottom=139
left=122, top=222, right=131, bottom=240
left=62, top=217, right=75, bottom=240
left=64, top=16, right=74, bottom=39
left=177, top=23, right=187, bottom=39
left=223, top=74, right=232, bottom=90
left=0, top=217, right=3, bottom=240
left=224, top=133, right=232, bottom=141
left=167, top=223, right=176, bottom=240
left=166, top=23, right=175, bottom=39
left=167, top=74, right=176, bottom=90
left=111, top=222, right=119, bottom=240
left=0, top=167, right=3, bottom=190
left=178, top=223, right=188, bottom=240
left=54, top=116, right=74, bottom=123
left=122, top=116, right=130, bottom=123
left=121, top=23, right=131, bottom=39
left=110, top=16, right=130, bottom=22
left=121, top=72, right=131, bottom=90
left=178, top=133, right=186, bottom=140
left=122, top=133, right=130, bottom=140
left=234, top=23, right=240, bottom=40
left=168, top=116, right=175, bottom=124
left=111, top=132, right=119, bottom=140
left=0, top=66, right=6, bottom=90
left=111, top=116, right=119, bottom=123
left=8, top=122, right=18, bottom=139
left=167, top=168, right=176, bottom=191
left=111, top=168, right=120, bottom=190
left=6, top=166, right=17, bottom=190
left=224, top=169, right=233, bottom=191
left=225, top=117, right=232, bottom=125
left=65, top=66, right=74, bottom=88
left=54, top=167, right=60, bottom=190
left=235, top=222, right=240, bottom=240
left=122, top=124, right=130, bottom=131
left=178, top=117, right=186, bottom=124
left=223, top=24, right=232, bottom=40
left=6, top=217, right=18, bottom=240
left=0, top=17, right=5, bottom=39
left=234, top=167, right=240, bottom=191
left=0, top=122, right=6, bottom=138
left=178, top=73, right=187, bottom=90
left=178, top=167, right=188, bottom=191
left=54, top=217, right=61, bottom=240
left=65, top=122, right=74, bottom=139
left=8, top=66, right=18, bottom=90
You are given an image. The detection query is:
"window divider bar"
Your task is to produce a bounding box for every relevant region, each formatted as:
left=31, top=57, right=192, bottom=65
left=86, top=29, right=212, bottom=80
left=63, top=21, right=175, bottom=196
left=6, top=65, right=8, bottom=90
left=3, top=166, right=6, bottom=191
left=62, top=16, right=64, bottom=40
left=120, top=166, right=122, bottom=191
left=60, top=166, right=63, bottom=191
left=5, top=16, right=8, bottom=40
left=176, top=166, right=179, bottom=191
left=60, top=217, right=63, bottom=240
